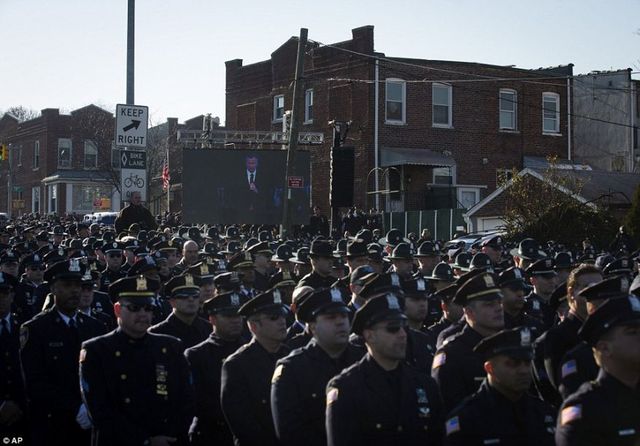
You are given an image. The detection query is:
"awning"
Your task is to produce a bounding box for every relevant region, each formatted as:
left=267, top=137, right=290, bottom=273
left=380, top=147, right=455, bottom=168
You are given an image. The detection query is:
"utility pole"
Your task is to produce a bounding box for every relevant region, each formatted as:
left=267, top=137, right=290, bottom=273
left=280, top=27, right=308, bottom=239
left=126, top=0, right=135, bottom=105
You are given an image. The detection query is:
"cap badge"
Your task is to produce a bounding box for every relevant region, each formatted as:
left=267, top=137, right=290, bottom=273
left=621, top=277, right=630, bottom=292
left=330, top=288, right=343, bottom=303
left=273, top=289, right=282, bottom=304
left=417, top=279, right=426, bottom=291
left=545, top=259, right=553, bottom=268
left=58, top=247, right=65, bottom=256
left=200, top=264, right=209, bottom=275
left=483, top=274, right=495, bottom=288
left=520, top=328, right=531, bottom=346
left=386, top=294, right=400, bottom=310
left=514, top=269, right=522, bottom=279
left=136, top=276, right=147, bottom=291
left=231, top=293, right=240, bottom=306
left=185, top=274, right=195, bottom=287
left=69, top=258, right=81, bottom=272
left=167, top=240, right=173, bottom=247
left=390, top=273, right=400, bottom=287
left=244, top=252, right=252, bottom=261
left=34, top=254, right=40, bottom=262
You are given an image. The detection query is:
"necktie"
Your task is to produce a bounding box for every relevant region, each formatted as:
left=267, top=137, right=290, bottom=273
left=0, top=319, right=9, bottom=338
left=250, top=173, right=255, bottom=184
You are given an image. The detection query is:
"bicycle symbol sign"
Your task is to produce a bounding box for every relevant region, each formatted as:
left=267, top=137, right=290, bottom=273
left=124, top=172, right=145, bottom=188
left=121, top=167, right=147, bottom=202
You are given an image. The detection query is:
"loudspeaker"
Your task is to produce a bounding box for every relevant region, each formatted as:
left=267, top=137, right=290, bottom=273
left=330, top=146, right=354, bottom=208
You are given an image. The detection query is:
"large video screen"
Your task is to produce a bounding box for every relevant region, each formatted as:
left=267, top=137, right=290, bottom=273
left=183, top=149, right=311, bottom=225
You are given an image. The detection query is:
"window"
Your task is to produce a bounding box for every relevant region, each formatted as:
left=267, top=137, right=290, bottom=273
left=458, top=188, right=480, bottom=209
left=304, top=89, right=314, bottom=123
left=84, top=140, right=98, bottom=169
left=33, top=140, right=40, bottom=168
left=433, top=167, right=453, bottom=185
left=58, top=138, right=72, bottom=168
left=496, top=169, right=514, bottom=185
left=499, top=89, right=517, bottom=130
left=72, top=184, right=112, bottom=213
left=111, top=143, right=121, bottom=169
left=48, top=184, right=57, bottom=214
left=273, top=95, right=285, bottom=122
left=32, top=186, right=40, bottom=213
left=432, top=83, right=452, bottom=127
left=542, top=93, right=560, bottom=133
left=385, top=79, right=406, bottom=123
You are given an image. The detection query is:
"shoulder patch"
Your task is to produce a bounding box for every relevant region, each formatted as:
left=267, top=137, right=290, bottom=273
left=79, top=348, right=87, bottom=363
left=20, top=325, right=29, bottom=349
left=561, top=360, right=577, bottom=378
left=326, top=387, right=339, bottom=405
left=445, top=416, right=460, bottom=435
left=561, top=405, right=582, bottom=425
left=432, top=352, right=446, bottom=369
left=272, top=364, right=284, bottom=383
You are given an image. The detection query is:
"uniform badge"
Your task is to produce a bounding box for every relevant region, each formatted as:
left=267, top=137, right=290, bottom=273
left=69, top=258, right=81, bottom=272
left=520, top=328, right=531, bottom=346
left=483, top=275, right=495, bottom=287
left=432, top=352, right=446, bottom=369
left=185, top=274, right=195, bottom=287
left=560, top=405, right=582, bottom=425
left=19, top=326, right=29, bottom=349
left=561, top=360, right=577, bottom=378
left=533, top=300, right=540, bottom=311
left=136, top=276, right=147, bottom=291
left=272, top=364, right=284, bottom=383
left=330, top=288, right=343, bottom=303
left=445, top=416, right=460, bottom=435
left=200, top=264, right=209, bottom=276
left=386, top=294, right=400, bottom=310
left=326, top=387, right=339, bottom=405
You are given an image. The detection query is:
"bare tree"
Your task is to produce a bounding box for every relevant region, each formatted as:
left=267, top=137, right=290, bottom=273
left=3, top=106, right=40, bottom=123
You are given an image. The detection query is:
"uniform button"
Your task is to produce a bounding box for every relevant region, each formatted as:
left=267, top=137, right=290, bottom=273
left=120, top=374, right=127, bottom=380
left=424, top=425, right=429, bottom=431
left=53, top=356, right=58, bottom=360
left=397, top=425, right=403, bottom=432
left=311, top=393, right=317, bottom=398
left=261, top=399, right=267, bottom=404
left=162, top=348, right=167, bottom=354
left=47, top=413, right=52, bottom=418
left=115, top=351, right=121, bottom=357
left=376, top=423, right=381, bottom=429
left=124, top=398, right=131, bottom=404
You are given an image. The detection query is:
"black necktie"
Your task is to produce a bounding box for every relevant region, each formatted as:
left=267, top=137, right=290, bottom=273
left=250, top=173, right=255, bottom=184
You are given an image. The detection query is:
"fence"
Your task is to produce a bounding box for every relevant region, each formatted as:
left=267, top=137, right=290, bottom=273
left=383, top=208, right=467, bottom=241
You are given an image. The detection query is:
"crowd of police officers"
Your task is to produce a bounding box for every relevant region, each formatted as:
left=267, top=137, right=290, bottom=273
left=0, top=217, right=639, bottom=446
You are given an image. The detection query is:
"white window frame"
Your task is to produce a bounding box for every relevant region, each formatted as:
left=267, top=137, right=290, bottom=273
left=32, top=186, right=40, bottom=213
left=542, top=92, right=560, bottom=134
left=57, top=138, right=72, bottom=168
left=304, top=89, right=314, bottom=124
left=84, top=140, right=98, bottom=169
left=432, top=166, right=456, bottom=185
left=432, top=83, right=453, bottom=128
left=33, top=140, right=40, bottom=168
left=499, top=89, right=517, bottom=130
left=273, top=95, right=285, bottom=123
left=385, top=79, right=406, bottom=124
left=458, top=187, right=480, bottom=209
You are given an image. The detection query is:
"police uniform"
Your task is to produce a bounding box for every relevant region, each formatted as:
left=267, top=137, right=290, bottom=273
left=444, top=327, right=556, bottom=446
left=184, top=291, right=249, bottom=446
left=271, top=287, right=363, bottom=446
left=326, top=294, right=444, bottom=446
left=0, top=311, right=27, bottom=438
left=148, top=274, right=212, bottom=350
left=247, top=241, right=274, bottom=292
left=220, top=289, right=291, bottom=446
left=99, top=242, right=126, bottom=293
left=432, top=272, right=503, bottom=413
left=556, top=295, right=640, bottom=445
left=425, top=283, right=458, bottom=340
left=79, top=275, right=195, bottom=446
left=20, top=259, right=107, bottom=446
left=296, top=240, right=338, bottom=290
left=524, top=259, right=557, bottom=329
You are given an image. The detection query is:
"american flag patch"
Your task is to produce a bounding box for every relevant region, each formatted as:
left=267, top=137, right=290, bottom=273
left=561, top=405, right=582, bottom=425
left=445, top=416, right=460, bottom=435
left=561, top=360, right=577, bottom=378
left=432, top=352, right=446, bottom=369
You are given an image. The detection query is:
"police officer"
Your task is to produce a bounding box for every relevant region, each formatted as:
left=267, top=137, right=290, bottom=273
left=498, top=267, right=544, bottom=334
left=0, top=272, right=26, bottom=438
left=20, top=259, right=106, bottom=446
left=99, top=241, right=126, bottom=292
left=148, top=274, right=212, bottom=350
left=220, top=288, right=291, bottom=446
left=297, top=239, right=338, bottom=290
left=425, top=283, right=461, bottom=341
left=414, top=241, right=441, bottom=278
left=431, top=271, right=505, bottom=413
left=556, top=294, right=640, bottom=445
left=444, top=327, right=556, bottom=445
left=325, top=293, right=444, bottom=446
left=184, top=291, right=249, bottom=446
left=271, top=287, right=363, bottom=446
left=386, top=242, right=415, bottom=280
left=247, top=241, right=274, bottom=292
left=524, top=258, right=558, bottom=329
left=79, top=275, right=195, bottom=446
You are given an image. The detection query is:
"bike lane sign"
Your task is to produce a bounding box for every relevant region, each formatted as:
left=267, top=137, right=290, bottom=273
left=120, top=151, right=147, bottom=202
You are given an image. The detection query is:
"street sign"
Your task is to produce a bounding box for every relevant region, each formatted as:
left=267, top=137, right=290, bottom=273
left=115, top=104, right=148, bottom=148
left=287, top=176, right=304, bottom=188
left=120, top=150, right=147, bottom=202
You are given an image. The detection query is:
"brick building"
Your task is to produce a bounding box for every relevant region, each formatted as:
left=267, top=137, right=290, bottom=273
left=226, top=25, right=572, bottom=213
left=0, top=105, right=121, bottom=217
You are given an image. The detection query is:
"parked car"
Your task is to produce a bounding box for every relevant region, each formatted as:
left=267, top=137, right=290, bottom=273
left=443, top=230, right=504, bottom=252
left=83, top=212, right=118, bottom=226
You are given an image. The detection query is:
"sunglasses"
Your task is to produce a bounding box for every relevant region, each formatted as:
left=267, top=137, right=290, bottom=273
left=123, top=303, right=154, bottom=313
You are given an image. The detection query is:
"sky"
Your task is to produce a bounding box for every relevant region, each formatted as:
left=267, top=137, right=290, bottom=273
left=2, top=0, right=639, bottom=126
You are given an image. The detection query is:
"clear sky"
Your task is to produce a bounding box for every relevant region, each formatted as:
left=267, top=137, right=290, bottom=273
left=2, top=0, right=639, bottom=125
